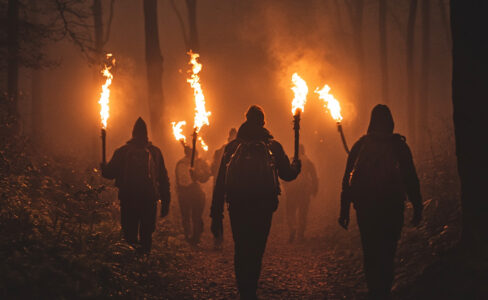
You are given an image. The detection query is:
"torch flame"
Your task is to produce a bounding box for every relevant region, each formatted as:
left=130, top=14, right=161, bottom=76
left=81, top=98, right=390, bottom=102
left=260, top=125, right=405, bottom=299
left=291, top=73, right=309, bottom=115
left=187, top=51, right=211, bottom=132
left=172, top=121, right=187, bottom=143
left=198, top=136, right=208, bottom=151
left=98, top=53, right=115, bottom=129
left=315, top=84, right=343, bottom=122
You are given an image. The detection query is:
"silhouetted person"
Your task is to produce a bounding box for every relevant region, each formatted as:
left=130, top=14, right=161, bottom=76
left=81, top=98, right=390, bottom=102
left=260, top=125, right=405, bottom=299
left=283, top=144, right=318, bottom=242
left=101, top=117, right=170, bottom=253
left=211, top=105, right=301, bottom=299
left=175, top=145, right=211, bottom=245
left=210, top=127, right=237, bottom=249
left=339, top=105, right=422, bottom=300
left=211, top=127, right=237, bottom=178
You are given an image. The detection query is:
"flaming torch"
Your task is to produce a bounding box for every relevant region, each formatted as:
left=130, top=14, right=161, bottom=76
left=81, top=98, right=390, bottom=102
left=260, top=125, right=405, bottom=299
left=172, top=121, right=187, bottom=148
left=98, top=53, right=115, bottom=165
left=314, top=84, right=349, bottom=154
left=290, top=73, right=309, bottom=160
left=187, top=51, right=211, bottom=167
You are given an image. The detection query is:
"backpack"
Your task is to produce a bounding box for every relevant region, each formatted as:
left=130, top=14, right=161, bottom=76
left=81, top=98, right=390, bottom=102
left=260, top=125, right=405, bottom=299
left=347, top=136, right=404, bottom=200
left=123, top=144, right=158, bottom=199
left=225, top=140, right=280, bottom=198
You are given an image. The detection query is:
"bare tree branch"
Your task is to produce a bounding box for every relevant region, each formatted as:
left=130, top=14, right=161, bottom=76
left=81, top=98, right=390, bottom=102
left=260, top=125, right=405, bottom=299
left=169, top=0, right=189, bottom=50
left=54, top=0, right=96, bottom=62
left=103, top=0, right=115, bottom=46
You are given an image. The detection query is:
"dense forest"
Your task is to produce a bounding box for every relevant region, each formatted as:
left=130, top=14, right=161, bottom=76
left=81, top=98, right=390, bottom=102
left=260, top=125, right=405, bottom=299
left=1, top=0, right=486, bottom=299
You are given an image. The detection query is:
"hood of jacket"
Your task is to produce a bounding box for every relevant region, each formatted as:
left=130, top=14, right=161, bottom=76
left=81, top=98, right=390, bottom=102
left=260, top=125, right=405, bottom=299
left=236, top=121, right=273, bottom=142
left=367, top=104, right=394, bottom=135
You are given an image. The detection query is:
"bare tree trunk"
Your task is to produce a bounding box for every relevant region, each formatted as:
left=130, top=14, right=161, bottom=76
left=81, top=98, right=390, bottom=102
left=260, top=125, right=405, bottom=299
left=418, top=0, right=430, bottom=151
left=7, top=0, right=19, bottom=120
left=346, top=0, right=366, bottom=125
left=438, top=0, right=451, bottom=50
left=143, top=0, right=164, bottom=139
left=93, top=0, right=104, bottom=61
left=30, top=0, right=42, bottom=145
left=379, top=0, right=389, bottom=104
left=406, top=0, right=418, bottom=148
left=451, top=0, right=488, bottom=255
left=31, top=69, right=43, bottom=145
left=186, top=0, right=199, bottom=52
left=328, top=0, right=348, bottom=60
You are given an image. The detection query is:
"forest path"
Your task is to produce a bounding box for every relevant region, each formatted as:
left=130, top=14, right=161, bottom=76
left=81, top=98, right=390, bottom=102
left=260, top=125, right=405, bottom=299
left=166, top=215, right=369, bottom=300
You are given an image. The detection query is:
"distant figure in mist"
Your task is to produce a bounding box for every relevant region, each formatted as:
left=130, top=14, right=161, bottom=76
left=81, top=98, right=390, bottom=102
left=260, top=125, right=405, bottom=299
left=175, top=145, right=211, bottom=245
left=101, top=117, right=170, bottom=253
left=210, top=127, right=237, bottom=249
left=283, top=144, right=318, bottom=243
left=211, top=105, right=301, bottom=299
left=339, top=105, right=423, bottom=299
left=211, top=127, right=237, bottom=179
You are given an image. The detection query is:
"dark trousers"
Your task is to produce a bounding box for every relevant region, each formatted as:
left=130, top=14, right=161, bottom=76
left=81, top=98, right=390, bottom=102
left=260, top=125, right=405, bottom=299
left=120, top=198, right=157, bottom=252
left=177, top=185, right=205, bottom=243
left=285, top=193, right=311, bottom=240
left=355, top=199, right=404, bottom=300
left=229, top=203, right=273, bottom=299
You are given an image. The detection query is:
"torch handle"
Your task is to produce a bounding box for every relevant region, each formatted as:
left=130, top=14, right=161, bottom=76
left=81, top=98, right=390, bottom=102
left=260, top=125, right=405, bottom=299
left=337, top=123, right=350, bottom=154
left=190, top=129, right=197, bottom=167
left=293, top=111, right=301, bottom=161
left=101, top=128, right=107, bottom=165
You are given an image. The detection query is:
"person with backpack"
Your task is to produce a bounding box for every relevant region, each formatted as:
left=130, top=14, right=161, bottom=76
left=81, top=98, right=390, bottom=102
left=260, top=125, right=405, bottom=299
left=175, top=145, right=211, bottom=245
left=210, top=127, right=237, bottom=249
left=283, top=144, right=318, bottom=243
left=211, top=105, right=301, bottom=299
left=339, top=105, right=423, bottom=300
left=101, top=117, right=170, bottom=253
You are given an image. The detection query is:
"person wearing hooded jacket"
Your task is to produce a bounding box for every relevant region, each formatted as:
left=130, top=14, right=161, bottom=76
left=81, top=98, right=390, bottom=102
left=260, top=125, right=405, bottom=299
left=101, top=117, right=170, bottom=253
left=211, top=105, right=301, bottom=299
left=283, top=144, right=319, bottom=243
left=175, top=145, right=211, bottom=245
left=339, top=105, right=423, bottom=300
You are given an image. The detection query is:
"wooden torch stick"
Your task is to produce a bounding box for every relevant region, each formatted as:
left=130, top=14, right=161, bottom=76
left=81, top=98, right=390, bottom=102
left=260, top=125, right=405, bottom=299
left=337, top=122, right=350, bottom=154
left=293, top=109, right=301, bottom=161
left=101, top=128, right=107, bottom=165
left=190, top=129, right=197, bottom=167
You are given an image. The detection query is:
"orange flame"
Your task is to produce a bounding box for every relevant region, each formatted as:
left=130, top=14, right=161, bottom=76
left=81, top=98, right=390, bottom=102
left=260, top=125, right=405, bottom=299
left=187, top=51, right=210, bottom=151
left=291, top=73, right=309, bottom=115
left=172, top=121, right=187, bottom=144
left=98, top=53, right=115, bottom=129
left=315, top=84, right=343, bottom=122
left=198, top=136, right=208, bottom=151
left=187, top=51, right=211, bottom=132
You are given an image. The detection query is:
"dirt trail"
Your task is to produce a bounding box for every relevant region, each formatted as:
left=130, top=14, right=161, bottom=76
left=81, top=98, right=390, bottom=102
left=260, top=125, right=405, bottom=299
left=166, top=211, right=370, bottom=300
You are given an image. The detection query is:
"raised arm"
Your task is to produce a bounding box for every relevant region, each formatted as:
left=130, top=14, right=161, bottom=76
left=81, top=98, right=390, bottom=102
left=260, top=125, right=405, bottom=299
left=273, top=142, right=300, bottom=182
left=101, top=148, right=124, bottom=179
